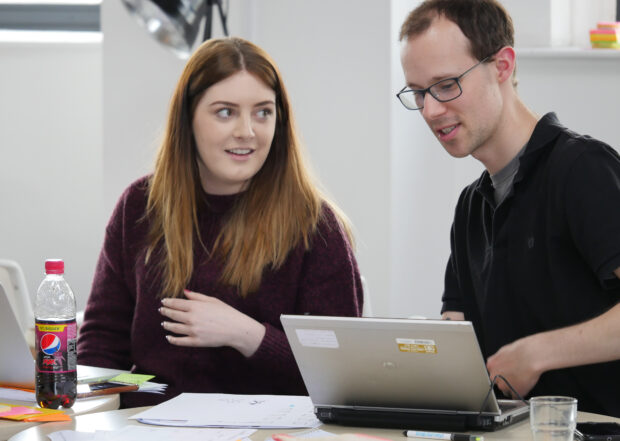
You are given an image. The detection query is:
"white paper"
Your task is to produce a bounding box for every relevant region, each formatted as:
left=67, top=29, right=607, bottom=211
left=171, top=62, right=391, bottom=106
left=265, top=429, right=335, bottom=440
left=48, top=426, right=255, bottom=441
left=137, top=381, right=167, bottom=394
left=130, top=393, right=321, bottom=428
left=0, top=387, right=35, bottom=402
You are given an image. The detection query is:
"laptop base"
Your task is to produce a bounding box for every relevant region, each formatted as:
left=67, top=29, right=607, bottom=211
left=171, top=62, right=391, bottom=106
left=315, top=406, right=529, bottom=431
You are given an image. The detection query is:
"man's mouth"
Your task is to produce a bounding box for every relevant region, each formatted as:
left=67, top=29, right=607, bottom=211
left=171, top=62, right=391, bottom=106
left=439, top=125, right=457, bottom=135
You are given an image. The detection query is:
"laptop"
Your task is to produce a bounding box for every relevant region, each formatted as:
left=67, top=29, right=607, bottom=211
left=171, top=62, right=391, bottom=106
left=280, top=315, right=529, bottom=431
left=0, top=282, right=36, bottom=389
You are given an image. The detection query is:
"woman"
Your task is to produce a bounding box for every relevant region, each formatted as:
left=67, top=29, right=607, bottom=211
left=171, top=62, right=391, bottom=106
left=77, top=37, right=363, bottom=407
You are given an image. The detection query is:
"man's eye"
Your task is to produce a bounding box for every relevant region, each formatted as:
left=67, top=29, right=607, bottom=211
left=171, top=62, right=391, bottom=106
left=438, top=81, right=457, bottom=92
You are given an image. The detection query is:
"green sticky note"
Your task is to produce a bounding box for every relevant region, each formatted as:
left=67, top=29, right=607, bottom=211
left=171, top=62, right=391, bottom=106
left=109, top=373, right=154, bottom=386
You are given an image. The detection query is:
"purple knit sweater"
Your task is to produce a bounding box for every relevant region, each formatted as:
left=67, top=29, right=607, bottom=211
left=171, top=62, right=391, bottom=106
left=77, top=176, right=363, bottom=407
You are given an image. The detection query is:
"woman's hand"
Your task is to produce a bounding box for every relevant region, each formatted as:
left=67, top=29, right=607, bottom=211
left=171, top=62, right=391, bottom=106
left=159, top=289, right=266, bottom=357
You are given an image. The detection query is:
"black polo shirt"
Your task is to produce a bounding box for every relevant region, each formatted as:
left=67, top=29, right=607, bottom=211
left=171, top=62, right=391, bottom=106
left=442, top=113, right=620, bottom=416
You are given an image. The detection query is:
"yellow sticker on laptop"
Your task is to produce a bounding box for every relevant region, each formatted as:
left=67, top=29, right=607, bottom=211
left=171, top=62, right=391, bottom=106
left=396, top=338, right=437, bottom=354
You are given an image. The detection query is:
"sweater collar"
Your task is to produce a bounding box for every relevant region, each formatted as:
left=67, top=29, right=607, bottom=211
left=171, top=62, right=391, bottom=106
left=197, top=189, right=242, bottom=214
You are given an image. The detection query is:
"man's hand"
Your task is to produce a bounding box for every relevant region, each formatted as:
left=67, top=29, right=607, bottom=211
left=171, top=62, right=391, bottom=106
left=159, top=289, right=266, bottom=357
left=486, top=335, right=543, bottom=399
left=441, top=311, right=464, bottom=320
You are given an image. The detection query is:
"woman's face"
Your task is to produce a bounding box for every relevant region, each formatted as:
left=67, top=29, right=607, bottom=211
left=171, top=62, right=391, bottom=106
left=192, top=70, right=277, bottom=195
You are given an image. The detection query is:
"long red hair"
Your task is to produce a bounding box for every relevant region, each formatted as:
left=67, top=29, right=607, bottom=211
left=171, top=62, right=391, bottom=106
left=145, top=37, right=353, bottom=297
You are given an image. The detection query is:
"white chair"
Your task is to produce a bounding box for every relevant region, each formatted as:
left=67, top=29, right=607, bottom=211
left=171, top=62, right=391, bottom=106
left=0, top=259, right=34, bottom=336
left=0, top=259, right=85, bottom=339
left=361, top=275, right=373, bottom=317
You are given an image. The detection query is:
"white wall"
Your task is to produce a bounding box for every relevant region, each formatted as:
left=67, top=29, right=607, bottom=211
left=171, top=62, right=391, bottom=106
left=3, top=1, right=620, bottom=318
left=0, top=38, right=103, bottom=311
left=102, top=1, right=253, bottom=213
left=389, top=0, right=483, bottom=319
left=388, top=0, right=620, bottom=319
left=247, top=1, right=392, bottom=316
left=102, top=0, right=394, bottom=315
left=516, top=54, right=620, bottom=150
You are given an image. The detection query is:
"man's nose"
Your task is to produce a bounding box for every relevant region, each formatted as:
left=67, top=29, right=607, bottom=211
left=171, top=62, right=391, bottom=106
left=421, top=93, right=447, bottom=119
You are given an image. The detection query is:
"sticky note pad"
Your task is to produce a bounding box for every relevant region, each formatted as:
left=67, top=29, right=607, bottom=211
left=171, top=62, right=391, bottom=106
left=109, top=373, right=154, bottom=386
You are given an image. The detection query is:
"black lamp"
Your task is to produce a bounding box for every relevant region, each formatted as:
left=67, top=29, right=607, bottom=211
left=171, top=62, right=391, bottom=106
left=121, top=0, right=229, bottom=58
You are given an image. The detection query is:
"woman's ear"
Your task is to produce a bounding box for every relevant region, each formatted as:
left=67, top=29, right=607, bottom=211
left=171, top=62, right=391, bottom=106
left=493, top=46, right=516, bottom=85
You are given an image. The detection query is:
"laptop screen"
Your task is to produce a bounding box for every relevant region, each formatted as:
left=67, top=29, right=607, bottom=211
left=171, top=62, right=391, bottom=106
left=0, top=282, right=36, bottom=389
left=281, top=315, right=501, bottom=416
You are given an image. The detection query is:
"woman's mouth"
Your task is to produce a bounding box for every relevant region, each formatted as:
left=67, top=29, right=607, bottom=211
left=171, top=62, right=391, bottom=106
left=225, top=148, right=254, bottom=156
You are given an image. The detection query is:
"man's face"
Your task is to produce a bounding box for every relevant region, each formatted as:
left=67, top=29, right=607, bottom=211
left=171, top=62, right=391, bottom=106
left=400, top=16, right=502, bottom=159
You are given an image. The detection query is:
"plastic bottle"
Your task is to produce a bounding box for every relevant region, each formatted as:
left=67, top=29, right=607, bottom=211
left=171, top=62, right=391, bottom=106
left=34, top=259, right=77, bottom=409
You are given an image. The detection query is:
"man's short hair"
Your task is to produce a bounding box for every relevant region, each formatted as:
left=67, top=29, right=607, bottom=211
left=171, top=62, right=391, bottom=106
left=399, top=0, right=514, bottom=62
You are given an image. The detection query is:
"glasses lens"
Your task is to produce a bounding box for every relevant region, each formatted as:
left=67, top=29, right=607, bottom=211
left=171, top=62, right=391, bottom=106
left=398, top=90, right=424, bottom=110
left=429, top=78, right=461, bottom=102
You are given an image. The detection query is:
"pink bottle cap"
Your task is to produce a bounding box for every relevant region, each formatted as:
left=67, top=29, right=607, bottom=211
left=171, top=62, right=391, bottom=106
left=45, top=259, right=64, bottom=274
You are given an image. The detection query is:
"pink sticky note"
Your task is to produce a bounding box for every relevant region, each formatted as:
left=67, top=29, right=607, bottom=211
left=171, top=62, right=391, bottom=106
left=0, top=406, right=41, bottom=417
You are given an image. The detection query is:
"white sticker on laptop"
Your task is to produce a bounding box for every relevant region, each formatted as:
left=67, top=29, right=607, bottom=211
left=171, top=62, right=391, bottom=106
left=396, top=338, right=437, bottom=354
left=295, top=329, right=339, bottom=349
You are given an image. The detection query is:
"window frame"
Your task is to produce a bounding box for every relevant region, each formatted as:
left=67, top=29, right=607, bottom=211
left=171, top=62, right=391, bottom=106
left=0, top=2, right=100, bottom=32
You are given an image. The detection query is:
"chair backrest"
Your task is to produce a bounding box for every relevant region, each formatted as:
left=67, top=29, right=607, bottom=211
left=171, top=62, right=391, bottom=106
left=361, top=275, right=373, bottom=317
left=0, top=259, right=34, bottom=335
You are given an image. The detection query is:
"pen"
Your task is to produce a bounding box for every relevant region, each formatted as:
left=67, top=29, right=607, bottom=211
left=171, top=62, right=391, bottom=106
left=403, top=430, right=483, bottom=441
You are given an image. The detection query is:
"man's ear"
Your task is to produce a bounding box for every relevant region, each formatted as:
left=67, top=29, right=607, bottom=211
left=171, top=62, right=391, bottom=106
left=493, top=46, right=516, bottom=85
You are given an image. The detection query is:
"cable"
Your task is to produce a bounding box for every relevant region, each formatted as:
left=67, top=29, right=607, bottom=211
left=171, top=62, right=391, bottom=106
left=478, top=374, right=528, bottom=415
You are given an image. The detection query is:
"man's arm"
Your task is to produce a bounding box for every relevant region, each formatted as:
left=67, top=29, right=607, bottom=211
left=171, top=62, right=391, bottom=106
left=487, top=267, right=620, bottom=398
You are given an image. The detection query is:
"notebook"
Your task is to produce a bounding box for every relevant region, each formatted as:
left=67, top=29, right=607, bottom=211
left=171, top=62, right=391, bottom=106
left=280, top=315, right=529, bottom=431
left=0, top=282, right=36, bottom=389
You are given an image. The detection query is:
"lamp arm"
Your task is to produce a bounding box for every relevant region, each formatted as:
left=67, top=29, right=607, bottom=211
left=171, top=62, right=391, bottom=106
left=214, top=0, right=229, bottom=36
left=204, top=0, right=229, bottom=41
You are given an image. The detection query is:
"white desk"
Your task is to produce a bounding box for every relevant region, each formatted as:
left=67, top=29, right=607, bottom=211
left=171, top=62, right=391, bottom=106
left=0, top=366, right=122, bottom=441
left=8, top=407, right=620, bottom=441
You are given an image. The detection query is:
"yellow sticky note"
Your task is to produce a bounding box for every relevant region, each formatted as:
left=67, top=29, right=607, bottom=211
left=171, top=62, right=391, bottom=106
left=109, top=373, right=154, bottom=386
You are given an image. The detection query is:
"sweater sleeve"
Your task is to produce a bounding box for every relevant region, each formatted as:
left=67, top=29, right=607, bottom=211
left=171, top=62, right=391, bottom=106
left=246, top=204, right=363, bottom=383
left=77, top=184, right=141, bottom=370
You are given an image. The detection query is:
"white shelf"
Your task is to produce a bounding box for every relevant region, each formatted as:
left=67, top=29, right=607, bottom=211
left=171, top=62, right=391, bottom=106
left=517, top=46, right=620, bottom=59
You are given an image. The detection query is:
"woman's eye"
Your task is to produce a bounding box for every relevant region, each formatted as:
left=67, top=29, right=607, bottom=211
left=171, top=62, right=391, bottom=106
left=256, top=108, right=273, bottom=119
left=216, top=108, right=232, bottom=118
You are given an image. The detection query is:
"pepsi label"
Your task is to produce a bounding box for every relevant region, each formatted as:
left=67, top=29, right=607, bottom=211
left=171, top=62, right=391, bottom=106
left=35, top=319, right=77, bottom=373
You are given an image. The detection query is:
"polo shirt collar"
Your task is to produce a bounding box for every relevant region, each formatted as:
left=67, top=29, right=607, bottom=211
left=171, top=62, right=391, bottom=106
left=514, top=112, right=564, bottom=183
left=474, top=112, right=565, bottom=203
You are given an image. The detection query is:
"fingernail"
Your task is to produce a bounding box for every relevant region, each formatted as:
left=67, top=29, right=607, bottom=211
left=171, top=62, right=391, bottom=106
left=165, top=335, right=171, bottom=342
left=161, top=298, right=168, bottom=305
left=184, top=289, right=190, bottom=294
left=161, top=321, right=165, bottom=328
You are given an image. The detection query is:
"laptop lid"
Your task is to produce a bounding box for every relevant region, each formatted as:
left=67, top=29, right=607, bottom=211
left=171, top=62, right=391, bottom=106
left=281, top=315, right=502, bottom=416
left=0, top=282, right=36, bottom=389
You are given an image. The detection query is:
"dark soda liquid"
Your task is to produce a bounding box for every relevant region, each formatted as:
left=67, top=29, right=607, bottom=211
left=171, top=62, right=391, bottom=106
left=36, top=371, right=77, bottom=409
left=35, top=318, right=77, bottom=409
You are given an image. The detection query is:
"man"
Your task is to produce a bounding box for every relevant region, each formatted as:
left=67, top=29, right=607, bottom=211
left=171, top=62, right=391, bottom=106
left=397, top=0, right=620, bottom=416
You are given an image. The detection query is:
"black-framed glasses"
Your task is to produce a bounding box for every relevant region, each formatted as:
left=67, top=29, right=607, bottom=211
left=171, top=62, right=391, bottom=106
left=397, top=55, right=492, bottom=111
